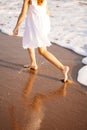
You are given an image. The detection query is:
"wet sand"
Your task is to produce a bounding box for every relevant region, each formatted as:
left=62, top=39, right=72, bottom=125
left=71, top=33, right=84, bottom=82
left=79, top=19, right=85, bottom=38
left=0, top=33, right=87, bottom=130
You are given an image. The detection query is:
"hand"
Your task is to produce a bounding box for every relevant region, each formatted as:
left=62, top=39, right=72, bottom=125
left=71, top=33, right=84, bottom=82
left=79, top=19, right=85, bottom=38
left=13, top=26, right=19, bottom=36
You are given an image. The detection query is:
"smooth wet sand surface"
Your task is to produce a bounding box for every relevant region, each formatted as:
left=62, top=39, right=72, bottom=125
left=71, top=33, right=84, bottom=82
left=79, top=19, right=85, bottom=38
left=0, top=33, right=87, bottom=130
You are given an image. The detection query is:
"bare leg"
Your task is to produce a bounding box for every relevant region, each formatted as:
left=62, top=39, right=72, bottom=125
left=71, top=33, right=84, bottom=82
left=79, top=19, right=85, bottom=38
left=38, top=47, right=69, bottom=82
left=24, top=48, right=38, bottom=69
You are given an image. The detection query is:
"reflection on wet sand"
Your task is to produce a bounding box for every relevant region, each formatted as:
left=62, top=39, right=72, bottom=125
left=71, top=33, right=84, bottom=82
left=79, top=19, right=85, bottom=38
left=10, top=105, right=20, bottom=130
left=10, top=70, right=72, bottom=130
left=23, top=70, right=38, bottom=98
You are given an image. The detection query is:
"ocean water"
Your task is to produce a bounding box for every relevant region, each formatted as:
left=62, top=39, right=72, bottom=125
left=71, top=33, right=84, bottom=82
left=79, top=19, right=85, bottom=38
left=0, top=0, right=87, bottom=86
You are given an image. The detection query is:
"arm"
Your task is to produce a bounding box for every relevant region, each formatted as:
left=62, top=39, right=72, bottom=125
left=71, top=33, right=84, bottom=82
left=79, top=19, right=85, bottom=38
left=13, top=0, right=29, bottom=35
left=46, top=1, right=50, bottom=15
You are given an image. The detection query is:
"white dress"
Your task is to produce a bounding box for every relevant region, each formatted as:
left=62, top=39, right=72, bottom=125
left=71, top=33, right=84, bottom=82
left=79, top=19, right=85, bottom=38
left=22, top=0, right=51, bottom=49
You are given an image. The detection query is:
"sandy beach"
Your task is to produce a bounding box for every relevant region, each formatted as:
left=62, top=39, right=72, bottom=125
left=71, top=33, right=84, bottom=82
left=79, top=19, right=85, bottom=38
left=0, top=32, right=87, bottom=130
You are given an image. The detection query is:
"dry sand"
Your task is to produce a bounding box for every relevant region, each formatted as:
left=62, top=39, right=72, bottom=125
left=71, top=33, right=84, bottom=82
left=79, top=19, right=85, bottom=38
left=0, top=32, right=87, bottom=130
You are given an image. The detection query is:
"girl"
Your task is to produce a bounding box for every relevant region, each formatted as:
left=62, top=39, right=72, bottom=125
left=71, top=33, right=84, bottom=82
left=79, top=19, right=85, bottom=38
left=13, top=0, right=69, bottom=82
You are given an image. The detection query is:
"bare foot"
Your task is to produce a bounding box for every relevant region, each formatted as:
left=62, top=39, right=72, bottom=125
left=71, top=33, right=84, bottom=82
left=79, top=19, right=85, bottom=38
left=63, top=66, right=69, bottom=82
left=24, top=64, right=38, bottom=70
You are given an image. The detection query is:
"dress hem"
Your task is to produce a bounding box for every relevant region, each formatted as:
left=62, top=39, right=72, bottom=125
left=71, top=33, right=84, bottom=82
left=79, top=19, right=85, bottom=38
left=23, top=44, right=52, bottom=49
